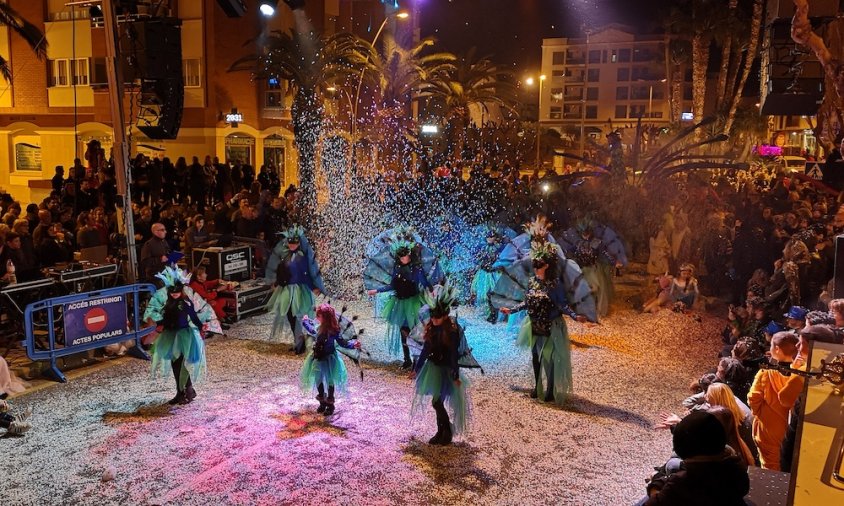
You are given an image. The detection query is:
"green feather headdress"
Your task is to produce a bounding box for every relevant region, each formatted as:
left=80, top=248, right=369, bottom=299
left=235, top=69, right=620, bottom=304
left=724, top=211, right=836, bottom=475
left=423, top=283, right=459, bottom=318
left=280, top=225, right=304, bottom=243
left=390, top=239, right=416, bottom=258
left=155, top=265, right=191, bottom=289
left=531, top=241, right=558, bottom=262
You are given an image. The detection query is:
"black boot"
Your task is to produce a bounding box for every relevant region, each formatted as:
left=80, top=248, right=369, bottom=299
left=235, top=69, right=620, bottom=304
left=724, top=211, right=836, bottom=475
left=169, top=358, right=187, bottom=405
left=316, top=384, right=327, bottom=413
left=432, top=400, right=452, bottom=445
left=530, top=351, right=541, bottom=399
left=543, top=362, right=555, bottom=404
left=486, top=300, right=498, bottom=324
left=400, top=328, right=413, bottom=370
left=323, top=386, right=336, bottom=416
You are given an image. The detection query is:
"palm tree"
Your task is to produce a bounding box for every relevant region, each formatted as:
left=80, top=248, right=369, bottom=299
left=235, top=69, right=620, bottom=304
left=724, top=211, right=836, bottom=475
left=0, top=2, right=47, bottom=81
left=722, top=0, right=763, bottom=135
left=230, top=30, right=369, bottom=214
left=423, top=47, right=518, bottom=159
left=667, top=38, right=691, bottom=125
left=358, top=34, right=455, bottom=171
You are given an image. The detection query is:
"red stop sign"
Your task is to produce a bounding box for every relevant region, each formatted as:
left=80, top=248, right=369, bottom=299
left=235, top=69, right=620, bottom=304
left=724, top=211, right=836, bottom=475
left=84, top=307, right=108, bottom=333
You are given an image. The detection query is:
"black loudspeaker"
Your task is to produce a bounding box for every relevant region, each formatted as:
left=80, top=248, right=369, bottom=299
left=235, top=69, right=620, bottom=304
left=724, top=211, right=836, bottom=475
left=121, top=18, right=182, bottom=82
left=215, top=0, right=247, bottom=17
left=760, top=19, right=825, bottom=116
left=833, top=234, right=844, bottom=298
left=137, top=77, right=184, bottom=139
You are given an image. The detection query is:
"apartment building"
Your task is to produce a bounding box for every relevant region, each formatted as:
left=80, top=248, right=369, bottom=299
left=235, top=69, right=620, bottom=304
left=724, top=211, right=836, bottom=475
left=540, top=25, right=692, bottom=149
left=0, top=0, right=389, bottom=202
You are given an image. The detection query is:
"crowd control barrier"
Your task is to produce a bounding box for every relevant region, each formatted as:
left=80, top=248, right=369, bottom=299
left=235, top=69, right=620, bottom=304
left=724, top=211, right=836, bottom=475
left=22, top=283, right=158, bottom=382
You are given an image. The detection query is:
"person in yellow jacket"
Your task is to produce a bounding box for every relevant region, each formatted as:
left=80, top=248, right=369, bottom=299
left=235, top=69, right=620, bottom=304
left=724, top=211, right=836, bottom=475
left=747, top=331, right=805, bottom=470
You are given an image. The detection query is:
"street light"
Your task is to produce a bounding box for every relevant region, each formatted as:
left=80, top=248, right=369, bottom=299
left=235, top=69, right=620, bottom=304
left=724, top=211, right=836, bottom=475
left=645, top=78, right=668, bottom=119
left=526, top=74, right=546, bottom=171
left=259, top=0, right=278, bottom=16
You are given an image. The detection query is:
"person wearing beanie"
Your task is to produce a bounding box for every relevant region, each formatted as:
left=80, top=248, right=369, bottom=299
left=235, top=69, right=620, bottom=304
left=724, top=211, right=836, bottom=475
left=642, top=410, right=749, bottom=505
left=747, top=331, right=805, bottom=470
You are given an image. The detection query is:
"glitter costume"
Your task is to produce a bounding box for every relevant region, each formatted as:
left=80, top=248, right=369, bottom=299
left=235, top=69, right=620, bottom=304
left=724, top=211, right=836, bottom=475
left=265, top=225, right=326, bottom=353
left=144, top=266, right=220, bottom=405
left=470, top=224, right=515, bottom=323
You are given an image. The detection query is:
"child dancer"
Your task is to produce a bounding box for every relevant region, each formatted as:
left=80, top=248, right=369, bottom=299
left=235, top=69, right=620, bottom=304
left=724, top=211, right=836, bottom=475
left=300, top=304, right=362, bottom=416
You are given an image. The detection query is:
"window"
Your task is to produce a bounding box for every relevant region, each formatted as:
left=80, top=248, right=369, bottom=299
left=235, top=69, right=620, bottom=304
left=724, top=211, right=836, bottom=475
left=617, top=68, right=629, bottom=81
left=564, top=86, right=583, bottom=100
left=550, top=88, right=563, bottom=102
left=47, top=59, right=88, bottom=87
left=630, top=104, right=646, bottom=118
left=552, top=51, right=565, bottom=65
left=616, top=87, right=628, bottom=100
left=587, top=69, right=599, bottom=82
left=265, top=77, right=286, bottom=108
left=619, top=49, right=631, bottom=62
left=552, top=69, right=567, bottom=78
left=585, top=105, right=597, bottom=119
left=586, top=87, right=598, bottom=100
left=72, top=59, right=89, bottom=85
left=183, top=59, right=201, bottom=87
left=615, top=105, right=627, bottom=118
left=549, top=106, right=562, bottom=119
left=611, top=50, right=618, bottom=63
left=588, top=50, right=601, bottom=64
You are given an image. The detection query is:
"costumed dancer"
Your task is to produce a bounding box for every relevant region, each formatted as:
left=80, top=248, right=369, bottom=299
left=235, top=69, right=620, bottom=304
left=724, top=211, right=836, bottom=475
left=497, top=243, right=588, bottom=405
left=470, top=224, right=515, bottom=323
left=265, top=225, right=326, bottom=354
left=364, top=231, right=442, bottom=369
left=559, top=217, right=627, bottom=318
left=143, top=265, right=220, bottom=405
left=299, top=304, right=364, bottom=416
left=409, top=284, right=477, bottom=445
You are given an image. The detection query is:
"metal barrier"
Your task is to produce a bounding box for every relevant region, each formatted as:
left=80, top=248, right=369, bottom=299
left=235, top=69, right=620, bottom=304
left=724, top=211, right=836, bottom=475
left=22, top=283, right=158, bottom=382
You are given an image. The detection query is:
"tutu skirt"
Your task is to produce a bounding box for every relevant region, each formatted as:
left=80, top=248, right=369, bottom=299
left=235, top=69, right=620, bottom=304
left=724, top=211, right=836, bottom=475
left=516, top=316, right=572, bottom=406
left=471, top=269, right=500, bottom=315
left=381, top=294, right=423, bottom=356
left=150, top=327, right=206, bottom=389
left=300, top=351, right=349, bottom=394
left=266, top=284, right=315, bottom=340
left=582, top=265, right=608, bottom=318
left=411, top=361, right=471, bottom=435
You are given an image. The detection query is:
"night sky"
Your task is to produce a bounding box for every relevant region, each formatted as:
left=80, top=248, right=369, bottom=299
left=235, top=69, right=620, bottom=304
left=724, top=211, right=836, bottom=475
left=418, top=0, right=666, bottom=73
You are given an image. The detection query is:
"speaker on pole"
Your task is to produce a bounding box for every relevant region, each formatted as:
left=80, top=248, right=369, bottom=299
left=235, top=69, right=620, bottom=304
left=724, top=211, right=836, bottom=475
left=137, top=77, right=184, bottom=139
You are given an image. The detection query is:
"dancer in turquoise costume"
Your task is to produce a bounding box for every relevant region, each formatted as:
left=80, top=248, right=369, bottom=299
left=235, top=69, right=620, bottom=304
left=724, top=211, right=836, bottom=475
left=496, top=243, right=588, bottom=405
left=265, top=225, right=325, bottom=354
left=364, top=229, right=442, bottom=369
left=470, top=224, right=515, bottom=323
left=300, top=303, right=362, bottom=416
left=409, top=284, right=475, bottom=445
left=559, top=217, right=627, bottom=318
left=144, top=265, right=221, bottom=405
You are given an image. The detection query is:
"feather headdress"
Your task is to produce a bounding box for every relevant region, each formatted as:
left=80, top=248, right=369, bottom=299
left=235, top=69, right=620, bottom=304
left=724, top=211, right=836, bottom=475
left=155, top=265, right=191, bottom=289
left=390, top=239, right=416, bottom=259
left=524, top=215, right=551, bottom=240
left=278, top=225, right=305, bottom=243
left=422, top=283, right=459, bottom=318
left=531, top=241, right=558, bottom=262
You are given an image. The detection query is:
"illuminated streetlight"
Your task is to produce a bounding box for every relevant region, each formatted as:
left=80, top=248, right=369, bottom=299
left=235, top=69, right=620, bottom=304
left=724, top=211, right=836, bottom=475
left=526, top=74, right=546, bottom=171
left=259, top=1, right=279, bottom=17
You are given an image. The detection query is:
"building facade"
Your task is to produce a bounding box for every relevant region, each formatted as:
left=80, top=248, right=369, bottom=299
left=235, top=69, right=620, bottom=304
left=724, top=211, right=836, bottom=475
left=540, top=25, right=693, bottom=151
left=0, top=0, right=391, bottom=203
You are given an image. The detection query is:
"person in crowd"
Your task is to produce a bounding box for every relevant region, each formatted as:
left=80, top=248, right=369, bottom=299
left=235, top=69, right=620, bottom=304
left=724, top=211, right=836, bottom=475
left=184, top=214, right=213, bottom=266
left=747, top=331, right=805, bottom=470
left=76, top=211, right=102, bottom=249
left=0, top=398, right=31, bottom=436
left=133, top=206, right=154, bottom=244
left=140, top=223, right=172, bottom=284
left=470, top=226, right=509, bottom=323
left=264, top=196, right=289, bottom=248
left=0, top=232, right=40, bottom=282
left=188, top=265, right=232, bottom=326
left=31, top=209, right=52, bottom=246
left=641, top=410, right=749, bottom=505
left=234, top=202, right=261, bottom=238
left=12, top=219, right=38, bottom=270
left=265, top=226, right=325, bottom=354
left=51, top=166, right=65, bottom=194
left=143, top=266, right=211, bottom=405
left=500, top=242, right=587, bottom=405
left=299, top=303, right=361, bottom=416
left=783, top=305, right=808, bottom=331
left=189, top=156, right=207, bottom=214
left=705, top=384, right=757, bottom=467
left=38, top=222, right=73, bottom=268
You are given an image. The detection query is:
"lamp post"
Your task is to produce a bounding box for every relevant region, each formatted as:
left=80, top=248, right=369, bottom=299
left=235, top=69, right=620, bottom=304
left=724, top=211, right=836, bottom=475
left=526, top=74, right=546, bottom=171
left=352, top=10, right=409, bottom=143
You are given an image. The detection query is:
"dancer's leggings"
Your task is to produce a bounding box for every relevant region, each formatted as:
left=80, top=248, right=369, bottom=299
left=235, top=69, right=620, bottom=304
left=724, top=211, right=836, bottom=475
left=171, top=356, right=193, bottom=393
